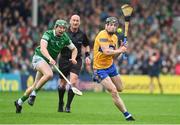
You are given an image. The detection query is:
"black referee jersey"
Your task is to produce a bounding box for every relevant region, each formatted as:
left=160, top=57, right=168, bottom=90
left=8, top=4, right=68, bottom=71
left=60, top=28, right=90, bottom=59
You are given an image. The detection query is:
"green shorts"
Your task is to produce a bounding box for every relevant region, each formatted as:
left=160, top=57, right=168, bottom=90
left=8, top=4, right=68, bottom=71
left=32, top=55, right=46, bottom=69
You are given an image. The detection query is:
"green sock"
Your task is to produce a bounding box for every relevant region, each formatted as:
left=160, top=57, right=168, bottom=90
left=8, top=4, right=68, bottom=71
left=34, top=88, right=40, bottom=93
left=21, top=95, right=29, bottom=102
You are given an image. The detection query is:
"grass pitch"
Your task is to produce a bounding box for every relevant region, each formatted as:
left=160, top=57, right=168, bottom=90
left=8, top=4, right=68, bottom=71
left=0, top=91, right=180, bottom=124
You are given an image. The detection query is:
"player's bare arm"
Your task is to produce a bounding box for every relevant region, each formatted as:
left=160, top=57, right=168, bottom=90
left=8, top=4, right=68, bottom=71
left=100, top=44, right=127, bottom=55
left=116, top=45, right=128, bottom=59
left=40, top=39, right=56, bottom=65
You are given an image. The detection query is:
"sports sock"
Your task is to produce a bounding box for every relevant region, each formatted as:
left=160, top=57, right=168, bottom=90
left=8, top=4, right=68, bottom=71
left=123, top=111, right=132, bottom=119
left=58, top=85, right=66, bottom=104
left=19, top=95, right=29, bottom=105
left=66, top=88, right=75, bottom=108
left=17, top=98, right=23, bottom=105
left=34, top=88, right=40, bottom=94
left=30, top=90, right=36, bottom=96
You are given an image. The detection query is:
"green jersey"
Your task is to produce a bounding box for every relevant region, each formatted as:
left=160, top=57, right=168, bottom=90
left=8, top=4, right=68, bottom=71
left=35, top=30, right=72, bottom=62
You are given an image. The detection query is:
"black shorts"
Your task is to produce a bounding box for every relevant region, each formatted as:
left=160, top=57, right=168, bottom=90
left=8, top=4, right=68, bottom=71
left=58, top=57, right=82, bottom=79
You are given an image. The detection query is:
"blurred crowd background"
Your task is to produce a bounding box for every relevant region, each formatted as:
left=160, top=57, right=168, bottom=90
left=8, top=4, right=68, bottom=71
left=1, top=0, right=180, bottom=75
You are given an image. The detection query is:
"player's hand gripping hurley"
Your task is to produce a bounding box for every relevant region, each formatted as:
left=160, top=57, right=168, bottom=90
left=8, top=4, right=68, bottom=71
left=121, top=4, right=133, bottom=59
left=53, top=65, right=83, bottom=96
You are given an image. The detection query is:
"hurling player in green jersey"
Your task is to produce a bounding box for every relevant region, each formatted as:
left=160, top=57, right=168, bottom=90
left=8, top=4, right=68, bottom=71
left=14, top=19, right=78, bottom=113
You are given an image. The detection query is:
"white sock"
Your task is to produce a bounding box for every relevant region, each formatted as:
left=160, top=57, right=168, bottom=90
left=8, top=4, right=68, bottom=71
left=30, top=90, right=36, bottom=96
left=18, top=98, right=23, bottom=106
left=125, top=114, right=132, bottom=119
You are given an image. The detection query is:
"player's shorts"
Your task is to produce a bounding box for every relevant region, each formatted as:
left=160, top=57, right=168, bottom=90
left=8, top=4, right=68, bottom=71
left=58, top=57, right=82, bottom=78
left=148, top=71, right=160, bottom=77
left=32, top=55, right=46, bottom=69
left=93, top=63, right=119, bottom=83
left=148, top=66, right=160, bottom=77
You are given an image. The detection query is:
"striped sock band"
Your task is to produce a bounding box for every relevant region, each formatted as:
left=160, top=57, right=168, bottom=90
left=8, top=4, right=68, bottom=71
left=123, top=112, right=132, bottom=119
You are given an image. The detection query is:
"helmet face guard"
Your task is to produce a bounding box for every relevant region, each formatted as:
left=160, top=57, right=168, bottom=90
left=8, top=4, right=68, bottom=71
left=54, top=19, right=68, bottom=28
left=105, top=17, right=119, bottom=26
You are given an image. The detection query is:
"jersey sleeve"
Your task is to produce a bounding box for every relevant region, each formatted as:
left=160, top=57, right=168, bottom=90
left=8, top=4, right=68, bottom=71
left=97, top=32, right=109, bottom=46
left=42, top=31, right=51, bottom=42
left=67, top=42, right=76, bottom=50
left=82, top=32, right=90, bottom=47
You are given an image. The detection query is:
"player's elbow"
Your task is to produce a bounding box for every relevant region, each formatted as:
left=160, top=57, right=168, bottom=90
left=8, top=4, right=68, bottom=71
left=102, top=50, right=112, bottom=55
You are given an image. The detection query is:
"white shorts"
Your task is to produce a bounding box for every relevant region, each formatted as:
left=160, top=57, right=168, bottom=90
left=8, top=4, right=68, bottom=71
left=32, top=55, right=46, bottom=69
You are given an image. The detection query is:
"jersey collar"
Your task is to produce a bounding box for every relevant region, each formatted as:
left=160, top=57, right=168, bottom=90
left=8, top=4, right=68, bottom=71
left=53, top=30, right=56, bottom=37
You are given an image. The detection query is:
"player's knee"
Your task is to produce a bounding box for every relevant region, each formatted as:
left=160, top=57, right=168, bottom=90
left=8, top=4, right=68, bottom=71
left=110, top=89, right=118, bottom=97
left=60, top=79, right=66, bottom=88
left=117, top=87, right=123, bottom=92
left=70, top=77, right=78, bottom=84
left=45, top=72, right=53, bottom=79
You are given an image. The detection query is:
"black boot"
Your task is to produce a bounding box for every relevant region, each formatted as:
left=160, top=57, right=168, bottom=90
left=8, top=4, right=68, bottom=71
left=14, top=100, right=22, bottom=113
left=126, top=116, right=135, bottom=121
left=28, top=95, right=36, bottom=106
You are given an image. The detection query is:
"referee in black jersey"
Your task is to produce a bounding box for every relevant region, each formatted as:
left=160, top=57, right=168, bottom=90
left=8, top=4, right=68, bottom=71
left=57, top=14, right=91, bottom=113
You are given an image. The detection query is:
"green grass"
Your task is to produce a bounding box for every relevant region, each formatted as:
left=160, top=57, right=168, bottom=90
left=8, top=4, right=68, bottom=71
left=0, top=91, right=180, bottom=124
